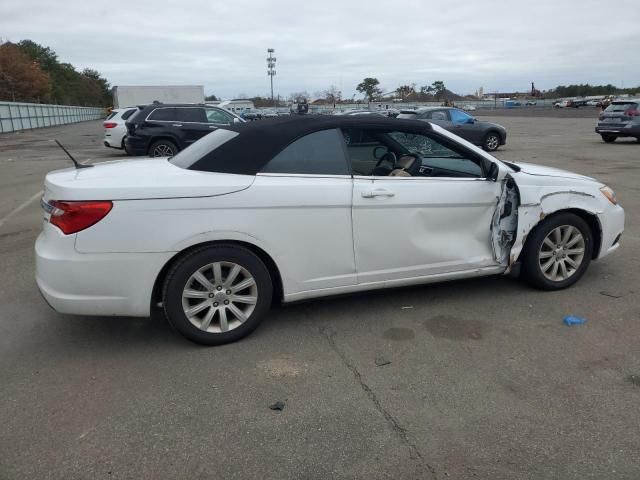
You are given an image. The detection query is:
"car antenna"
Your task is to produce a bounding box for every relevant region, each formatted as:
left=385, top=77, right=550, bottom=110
left=54, top=139, right=93, bottom=169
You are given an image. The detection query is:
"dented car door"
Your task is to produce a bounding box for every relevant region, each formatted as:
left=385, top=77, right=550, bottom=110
left=347, top=129, right=506, bottom=284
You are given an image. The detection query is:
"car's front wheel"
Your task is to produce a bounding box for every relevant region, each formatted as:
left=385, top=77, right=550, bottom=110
left=163, top=245, right=273, bottom=345
left=521, top=212, right=593, bottom=290
left=601, top=134, right=617, bottom=143
left=483, top=132, right=501, bottom=151
left=149, top=139, right=178, bottom=157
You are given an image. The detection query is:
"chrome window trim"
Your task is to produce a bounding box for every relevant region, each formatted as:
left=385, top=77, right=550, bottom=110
left=256, top=173, right=352, bottom=179
left=145, top=106, right=234, bottom=125
left=352, top=175, right=488, bottom=181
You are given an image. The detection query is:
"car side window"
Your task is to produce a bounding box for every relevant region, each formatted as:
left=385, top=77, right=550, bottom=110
left=261, top=129, right=349, bottom=175
left=175, top=107, right=207, bottom=123
left=449, top=109, right=473, bottom=124
left=342, top=128, right=387, bottom=175
left=148, top=108, right=177, bottom=121
left=206, top=109, right=233, bottom=125
left=387, top=131, right=483, bottom=177
left=429, top=110, right=449, bottom=121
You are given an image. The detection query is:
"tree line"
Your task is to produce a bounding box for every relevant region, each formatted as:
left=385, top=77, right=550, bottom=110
left=546, top=84, right=640, bottom=98
left=0, top=40, right=111, bottom=106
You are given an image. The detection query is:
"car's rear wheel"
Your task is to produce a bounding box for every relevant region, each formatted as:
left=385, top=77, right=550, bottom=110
left=163, top=245, right=273, bottom=345
left=521, top=212, right=593, bottom=290
left=149, top=140, right=178, bottom=157
left=483, top=132, right=500, bottom=151
left=601, top=134, right=617, bottom=143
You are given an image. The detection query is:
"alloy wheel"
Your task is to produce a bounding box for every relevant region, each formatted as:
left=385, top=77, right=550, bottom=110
left=485, top=134, right=499, bottom=151
left=152, top=144, right=175, bottom=157
left=538, top=225, right=585, bottom=282
left=181, top=262, right=258, bottom=333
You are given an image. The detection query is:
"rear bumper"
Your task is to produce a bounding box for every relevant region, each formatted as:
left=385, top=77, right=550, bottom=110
left=124, top=135, right=149, bottom=156
left=595, top=124, right=640, bottom=137
left=35, top=223, right=173, bottom=317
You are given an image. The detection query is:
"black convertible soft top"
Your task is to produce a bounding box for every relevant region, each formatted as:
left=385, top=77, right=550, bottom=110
left=187, top=115, right=433, bottom=175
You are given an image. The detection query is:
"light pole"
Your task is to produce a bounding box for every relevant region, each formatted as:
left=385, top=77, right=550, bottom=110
left=267, top=48, right=276, bottom=106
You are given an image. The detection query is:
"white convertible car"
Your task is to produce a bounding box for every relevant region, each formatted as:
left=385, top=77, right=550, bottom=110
left=36, top=116, right=624, bottom=344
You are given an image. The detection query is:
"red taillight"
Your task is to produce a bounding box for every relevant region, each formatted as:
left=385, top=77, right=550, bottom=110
left=48, top=201, right=113, bottom=234
left=103, top=122, right=117, bottom=128
left=624, top=109, right=639, bottom=116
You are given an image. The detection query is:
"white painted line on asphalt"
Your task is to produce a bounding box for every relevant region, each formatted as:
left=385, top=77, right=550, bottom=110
left=0, top=190, right=43, bottom=230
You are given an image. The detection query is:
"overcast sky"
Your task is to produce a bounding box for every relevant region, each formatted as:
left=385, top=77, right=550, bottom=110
left=2, top=0, right=639, bottom=99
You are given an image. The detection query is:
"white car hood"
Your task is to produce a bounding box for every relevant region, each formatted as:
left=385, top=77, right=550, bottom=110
left=44, top=158, right=254, bottom=201
left=514, top=162, right=595, bottom=182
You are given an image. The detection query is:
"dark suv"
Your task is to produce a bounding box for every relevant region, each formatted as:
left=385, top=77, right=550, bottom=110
left=125, top=104, right=243, bottom=157
left=595, top=99, right=640, bottom=143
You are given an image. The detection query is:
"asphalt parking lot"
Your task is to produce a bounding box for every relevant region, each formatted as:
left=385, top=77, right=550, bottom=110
left=1, top=114, right=639, bottom=480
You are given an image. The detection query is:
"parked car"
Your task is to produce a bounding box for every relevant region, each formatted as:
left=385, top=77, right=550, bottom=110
left=241, top=110, right=262, bottom=121
left=36, top=116, right=624, bottom=345
left=261, top=110, right=278, bottom=118
left=102, top=107, right=139, bottom=150
left=397, top=107, right=507, bottom=151
left=554, top=99, right=571, bottom=108
left=462, top=104, right=477, bottom=111
left=525, top=100, right=537, bottom=106
left=124, top=104, right=243, bottom=157
left=595, top=99, right=640, bottom=143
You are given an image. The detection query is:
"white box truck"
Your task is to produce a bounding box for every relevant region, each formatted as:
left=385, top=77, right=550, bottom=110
left=112, top=85, right=205, bottom=108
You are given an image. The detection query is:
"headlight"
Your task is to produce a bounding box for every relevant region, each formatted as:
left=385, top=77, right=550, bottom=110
left=600, top=185, right=617, bottom=205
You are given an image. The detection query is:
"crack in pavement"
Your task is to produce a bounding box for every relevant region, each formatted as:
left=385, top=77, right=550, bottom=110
left=319, top=326, right=438, bottom=480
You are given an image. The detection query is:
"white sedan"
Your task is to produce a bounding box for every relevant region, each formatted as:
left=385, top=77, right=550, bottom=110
left=36, top=116, right=625, bottom=345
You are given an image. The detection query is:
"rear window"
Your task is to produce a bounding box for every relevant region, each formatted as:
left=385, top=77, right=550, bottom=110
left=170, top=129, right=239, bottom=169
left=605, top=102, right=639, bottom=112
left=121, top=108, right=138, bottom=120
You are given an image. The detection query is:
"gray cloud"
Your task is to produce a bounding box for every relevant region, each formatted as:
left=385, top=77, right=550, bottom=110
left=2, top=0, right=639, bottom=99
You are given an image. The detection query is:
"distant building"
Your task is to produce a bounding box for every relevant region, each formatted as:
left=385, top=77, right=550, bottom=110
left=218, top=99, right=255, bottom=113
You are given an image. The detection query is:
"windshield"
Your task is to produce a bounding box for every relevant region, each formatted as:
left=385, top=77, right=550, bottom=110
left=170, top=129, right=239, bottom=169
left=605, top=102, right=638, bottom=112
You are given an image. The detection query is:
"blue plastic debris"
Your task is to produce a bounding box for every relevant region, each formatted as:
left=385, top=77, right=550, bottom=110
left=563, top=315, right=586, bottom=326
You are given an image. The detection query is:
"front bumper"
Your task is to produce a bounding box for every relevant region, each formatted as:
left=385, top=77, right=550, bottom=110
left=596, top=204, right=624, bottom=259
left=35, top=222, right=173, bottom=317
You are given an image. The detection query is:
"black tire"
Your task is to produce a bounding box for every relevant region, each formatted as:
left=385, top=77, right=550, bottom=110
left=149, top=139, right=178, bottom=157
left=162, top=245, right=273, bottom=345
left=521, top=212, right=593, bottom=290
left=601, top=134, right=616, bottom=143
left=483, top=131, right=501, bottom=151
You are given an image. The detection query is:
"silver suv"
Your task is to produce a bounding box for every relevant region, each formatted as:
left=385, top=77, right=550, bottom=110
left=595, top=99, right=640, bottom=143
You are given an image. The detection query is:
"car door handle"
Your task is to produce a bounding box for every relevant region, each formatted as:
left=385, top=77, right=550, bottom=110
left=361, top=189, right=395, bottom=198
left=209, top=125, right=217, bottom=129
left=172, top=124, right=183, bottom=127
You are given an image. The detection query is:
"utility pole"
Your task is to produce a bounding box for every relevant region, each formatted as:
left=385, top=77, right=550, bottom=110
left=267, top=48, right=276, bottom=106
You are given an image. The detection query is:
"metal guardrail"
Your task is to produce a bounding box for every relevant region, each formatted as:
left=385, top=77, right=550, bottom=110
left=0, top=101, right=104, bottom=134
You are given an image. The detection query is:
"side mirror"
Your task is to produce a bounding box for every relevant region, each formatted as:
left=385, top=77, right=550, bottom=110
left=465, top=117, right=475, bottom=124
left=373, top=146, right=388, bottom=159
left=233, top=117, right=242, bottom=124
left=487, top=162, right=499, bottom=181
